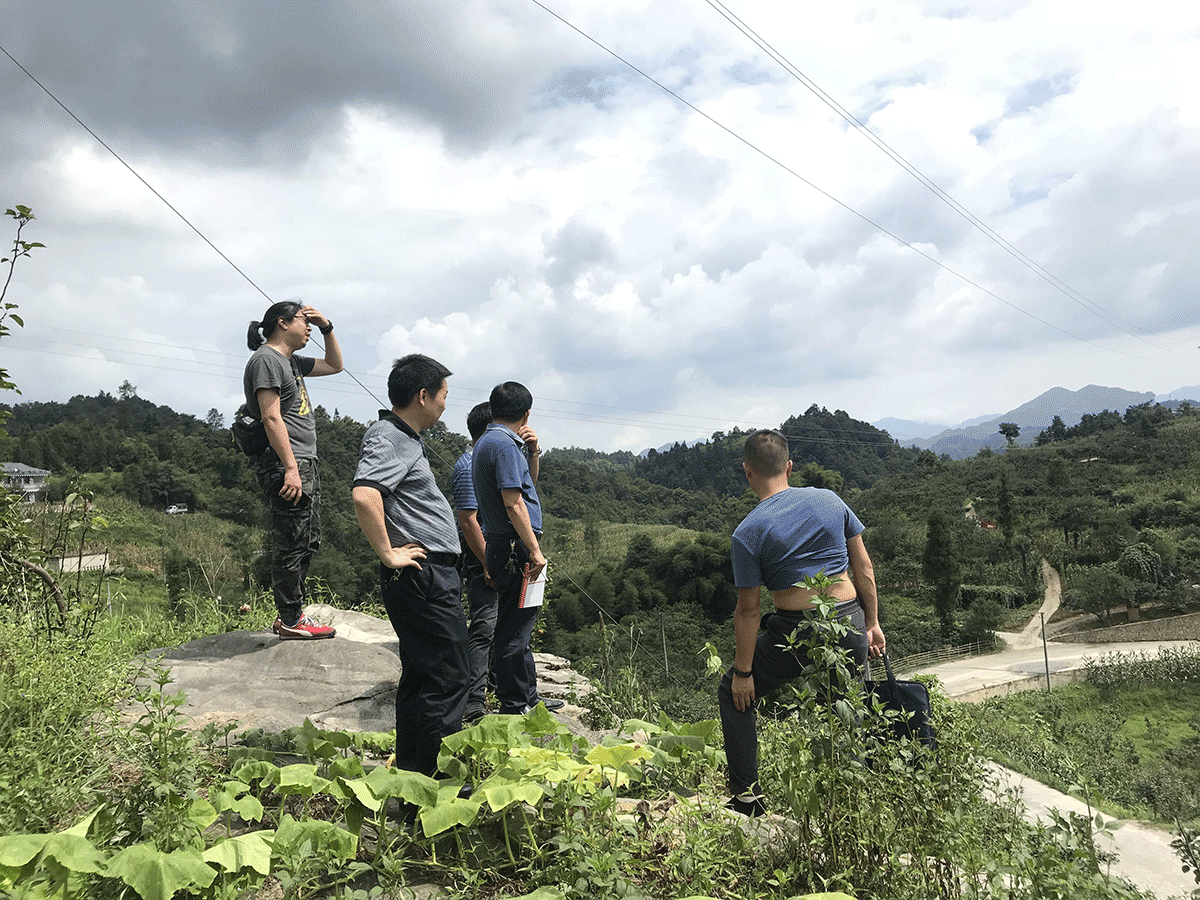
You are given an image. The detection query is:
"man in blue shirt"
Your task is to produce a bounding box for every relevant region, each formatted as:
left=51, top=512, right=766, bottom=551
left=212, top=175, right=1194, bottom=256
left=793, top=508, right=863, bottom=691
left=451, top=402, right=498, bottom=723
left=471, top=381, right=561, bottom=715
left=719, top=429, right=886, bottom=816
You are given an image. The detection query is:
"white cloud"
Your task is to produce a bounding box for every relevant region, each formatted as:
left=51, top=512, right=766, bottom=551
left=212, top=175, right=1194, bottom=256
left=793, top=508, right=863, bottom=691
left=4, top=0, right=1200, bottom=454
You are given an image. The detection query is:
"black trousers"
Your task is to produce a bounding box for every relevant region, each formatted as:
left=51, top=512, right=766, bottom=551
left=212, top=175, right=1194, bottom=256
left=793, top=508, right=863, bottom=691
left=256, top=456, right=320, bottom=624
left=462, top=559, right=498, bottom=711
left=486, top=537, right=540, bottom=714
left=381, top=561, right=469, bottom=776
left=718, top=599, right=868, bottom=796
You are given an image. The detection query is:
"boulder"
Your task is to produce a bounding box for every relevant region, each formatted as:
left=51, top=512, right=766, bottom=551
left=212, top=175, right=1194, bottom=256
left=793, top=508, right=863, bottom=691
left=137, top=603, right=595, bottom=739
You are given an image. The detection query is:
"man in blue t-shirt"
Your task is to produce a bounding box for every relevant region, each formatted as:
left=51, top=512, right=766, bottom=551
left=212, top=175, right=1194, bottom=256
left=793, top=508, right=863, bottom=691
left=471, top=381, right=561, bottom=715
left=719, top=429, right=886, bottom=816
left=451, top=401, right=498, bottom=723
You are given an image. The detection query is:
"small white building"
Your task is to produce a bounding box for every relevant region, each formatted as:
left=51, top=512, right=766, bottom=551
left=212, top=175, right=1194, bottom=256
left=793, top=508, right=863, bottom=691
left=1, top=462, right=50, bottom=502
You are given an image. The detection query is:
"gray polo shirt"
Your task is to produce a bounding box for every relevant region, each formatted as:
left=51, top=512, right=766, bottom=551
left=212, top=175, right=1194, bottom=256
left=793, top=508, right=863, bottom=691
left=353, top=412, right=458, bottom=555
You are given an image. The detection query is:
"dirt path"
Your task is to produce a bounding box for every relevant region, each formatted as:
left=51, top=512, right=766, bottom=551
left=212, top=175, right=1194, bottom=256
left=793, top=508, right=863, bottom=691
left=995, top=558, right=1062, bottom=649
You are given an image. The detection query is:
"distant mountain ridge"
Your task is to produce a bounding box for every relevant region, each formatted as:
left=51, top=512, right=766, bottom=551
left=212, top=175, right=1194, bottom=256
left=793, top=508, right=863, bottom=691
left=909, top=385, right=1161, bottom=458
left=640, top=385, right=1200, bottom=460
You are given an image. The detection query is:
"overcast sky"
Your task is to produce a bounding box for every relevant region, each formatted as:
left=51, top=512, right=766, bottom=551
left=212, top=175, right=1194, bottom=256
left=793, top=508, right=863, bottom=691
left=3, top=1, right=1199, bottom=452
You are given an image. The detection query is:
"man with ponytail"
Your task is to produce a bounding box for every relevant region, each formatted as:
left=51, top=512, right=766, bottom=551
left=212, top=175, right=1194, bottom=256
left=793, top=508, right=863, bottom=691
left=243, top=300, right=343, bottom=639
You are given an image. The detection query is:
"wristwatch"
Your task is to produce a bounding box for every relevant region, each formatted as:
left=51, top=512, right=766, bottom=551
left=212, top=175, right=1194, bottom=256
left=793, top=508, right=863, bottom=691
left=733, top=666, right=753, bottom=678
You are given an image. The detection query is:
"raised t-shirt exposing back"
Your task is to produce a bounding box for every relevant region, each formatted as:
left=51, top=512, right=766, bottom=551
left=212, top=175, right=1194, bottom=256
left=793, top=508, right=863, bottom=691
left=730, top=486, right=864, bottom=591
left=243, top=346, right=317, bottom=460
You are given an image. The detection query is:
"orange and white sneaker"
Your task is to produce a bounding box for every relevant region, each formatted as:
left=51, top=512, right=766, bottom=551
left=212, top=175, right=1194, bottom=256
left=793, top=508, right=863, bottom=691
left=272, top=613, right=336, bottom=640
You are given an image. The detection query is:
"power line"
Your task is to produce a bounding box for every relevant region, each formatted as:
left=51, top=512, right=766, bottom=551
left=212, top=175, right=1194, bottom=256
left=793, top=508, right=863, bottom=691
left=0, top=44, right=275, bottom=307
left=700, top=0, right=1181, bottom=351
left=527, top=0, right=1151, bottom=361
left=11, top=322, right=908, bottom=441
left=5, top=338, right=912, bottom=447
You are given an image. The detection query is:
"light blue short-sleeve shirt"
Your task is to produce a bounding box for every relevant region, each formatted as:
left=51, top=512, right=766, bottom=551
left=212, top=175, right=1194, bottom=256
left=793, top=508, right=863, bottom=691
left=731, top=487, right=864, bottom=591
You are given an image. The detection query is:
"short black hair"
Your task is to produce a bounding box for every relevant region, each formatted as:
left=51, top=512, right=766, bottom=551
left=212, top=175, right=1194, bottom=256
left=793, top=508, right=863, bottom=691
left=744, top=429, right=789, bottom=477
left=489, top=381, right=533, bottom=420
left=466, top=402, right=492, bottom=441
left=388, top=354, right=452, bottom=410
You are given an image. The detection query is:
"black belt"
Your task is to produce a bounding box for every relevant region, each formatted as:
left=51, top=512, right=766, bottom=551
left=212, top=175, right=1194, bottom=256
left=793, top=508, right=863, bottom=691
left=424, top=551, right=460, bottom=567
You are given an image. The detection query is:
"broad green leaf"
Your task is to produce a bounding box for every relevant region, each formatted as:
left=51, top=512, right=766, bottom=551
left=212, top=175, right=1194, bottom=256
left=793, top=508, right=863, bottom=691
left=203, top=831, right=275, bottom=876
left=275, top=763, right=331, bottom=797
left=344, top=803, right=365, bottom=839
left=650, top=734, right=707, bottom=757
left=521, top=702, right=565, bottom=737
left=271, top=815, right=356, bottom=860
left=585, top=742, right=651, bottom=769
left=187, top=797, right=219, bottom=831
left=328, top=755, right=365, bottom=780
left=106, top=845, right=216, bottom=900
left=513, top=888, right=567, bottom=900
left=479, top=780, right=545, bottom=813
left=359, top=765, right=439, bottom=808
left=39, top=834, right=106, bottom=874
left=419, top=797, right=482, bottom=837
left=231, top=758, right=280, bottom=784
left=621, top=718, right=663, bottom=736
left=339, top=774, right=385, bottom=813
left=509, top=746, right=587, bottom=783
left=0, top=834, right=51, bottom=868
left=210, top=783, right=264, bottom=823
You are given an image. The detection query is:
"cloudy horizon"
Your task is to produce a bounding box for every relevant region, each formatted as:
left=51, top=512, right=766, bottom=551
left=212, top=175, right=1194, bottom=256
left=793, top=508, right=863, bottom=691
left=3, top=1, right=1200, bottom=452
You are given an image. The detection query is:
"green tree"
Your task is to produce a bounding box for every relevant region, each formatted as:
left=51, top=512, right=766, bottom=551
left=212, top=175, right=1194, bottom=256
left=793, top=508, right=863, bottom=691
left=997, top=470, right=1015, bottom=548
left=583, top=514, right=601, bottom=556
left=624, top=532, right=656, bottom=570
left=960, top=595, right=1004, bottom=645
left=1065, top=564, right=1132, bottom=625
left=998, top=422, right=1020, bottom=445
left=922, top=511, right=961, bottom=629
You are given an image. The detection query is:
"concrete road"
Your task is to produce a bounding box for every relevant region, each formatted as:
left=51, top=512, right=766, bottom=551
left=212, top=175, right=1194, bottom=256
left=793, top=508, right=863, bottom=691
left=919, top=639, right=1198, bottom=702
left=915, top=639, right=1200, bottom=899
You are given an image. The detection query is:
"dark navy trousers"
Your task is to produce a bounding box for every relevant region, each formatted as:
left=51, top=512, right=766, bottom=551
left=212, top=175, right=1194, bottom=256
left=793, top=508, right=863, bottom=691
left=486, top=537, right=540, bottom=714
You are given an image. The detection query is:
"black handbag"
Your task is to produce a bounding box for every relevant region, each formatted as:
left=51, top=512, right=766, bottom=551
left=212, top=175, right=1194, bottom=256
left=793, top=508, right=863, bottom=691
left=865, top=653, right=938, bottom=751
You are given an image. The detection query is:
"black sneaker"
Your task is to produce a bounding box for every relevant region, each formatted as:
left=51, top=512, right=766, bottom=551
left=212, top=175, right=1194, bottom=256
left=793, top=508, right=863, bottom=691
left=726, top=795, right=767, bottom=817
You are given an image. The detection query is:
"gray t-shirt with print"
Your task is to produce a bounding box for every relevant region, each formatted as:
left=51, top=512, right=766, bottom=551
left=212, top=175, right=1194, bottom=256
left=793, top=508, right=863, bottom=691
left=243, top=346, right=317, bottom=460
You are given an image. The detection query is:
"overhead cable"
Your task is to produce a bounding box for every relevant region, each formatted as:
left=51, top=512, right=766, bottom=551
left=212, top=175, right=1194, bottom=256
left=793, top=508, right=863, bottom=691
left=527, top=0, right=1149, bottom=360
left=701, top=0, right=1177, bottom=350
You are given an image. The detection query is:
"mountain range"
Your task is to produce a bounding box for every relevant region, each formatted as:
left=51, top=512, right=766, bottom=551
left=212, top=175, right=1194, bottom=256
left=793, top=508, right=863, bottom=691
left=639, top=385, right=1200, bottom=460
left=877, top=384, right=1199, bottom=458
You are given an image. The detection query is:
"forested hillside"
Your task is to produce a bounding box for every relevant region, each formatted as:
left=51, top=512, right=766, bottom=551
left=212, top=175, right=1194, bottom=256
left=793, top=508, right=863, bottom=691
left=7, top=389, right=1200, bottom=723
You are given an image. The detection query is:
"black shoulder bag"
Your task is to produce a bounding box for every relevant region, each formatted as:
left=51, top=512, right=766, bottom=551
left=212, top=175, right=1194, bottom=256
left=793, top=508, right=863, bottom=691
left=865, top=653, right=938, bottom=751
left=231, top=404, right=269, bottom=457
left=232, top=357, right=301, bottom=457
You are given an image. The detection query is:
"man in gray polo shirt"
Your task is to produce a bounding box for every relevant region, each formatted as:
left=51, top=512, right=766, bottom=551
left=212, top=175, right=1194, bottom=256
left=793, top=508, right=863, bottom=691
left=352, top=353, right=468, bottom=776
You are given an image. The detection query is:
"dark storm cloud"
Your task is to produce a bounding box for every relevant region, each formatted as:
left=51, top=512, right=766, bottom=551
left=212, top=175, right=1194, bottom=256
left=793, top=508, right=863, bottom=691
left=1, top=0, right=552, bottom=160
